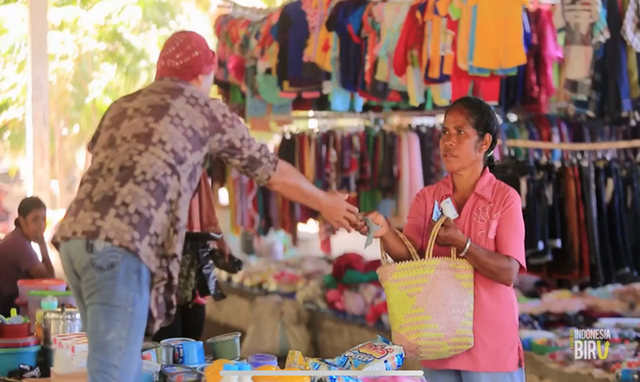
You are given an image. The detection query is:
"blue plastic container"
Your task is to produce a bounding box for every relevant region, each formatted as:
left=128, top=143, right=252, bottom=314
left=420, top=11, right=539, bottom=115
left=248, top=354, right=278, bottom=369
left=0, top=346, right=41, bottom=376
left=238, top=363, right=252, bottom=371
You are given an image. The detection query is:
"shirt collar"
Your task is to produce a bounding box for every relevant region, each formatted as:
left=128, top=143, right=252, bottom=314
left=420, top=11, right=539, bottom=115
left=439, top=167, right=496, bottom=201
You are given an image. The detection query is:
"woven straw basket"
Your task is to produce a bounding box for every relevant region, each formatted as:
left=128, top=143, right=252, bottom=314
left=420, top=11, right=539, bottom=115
left=376, top=215, right=475, bottom=360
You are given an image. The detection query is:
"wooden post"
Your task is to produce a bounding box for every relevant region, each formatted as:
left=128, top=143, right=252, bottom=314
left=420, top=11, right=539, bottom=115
left=26, top=0, right=50, bottom=206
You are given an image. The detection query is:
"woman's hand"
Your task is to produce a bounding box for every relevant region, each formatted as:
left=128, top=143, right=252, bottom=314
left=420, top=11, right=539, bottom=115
left=431, top=218, right=467, bottom=250
left=31, top=232, right=46, bottom=247
left=351, top=211, right=389, bottom=238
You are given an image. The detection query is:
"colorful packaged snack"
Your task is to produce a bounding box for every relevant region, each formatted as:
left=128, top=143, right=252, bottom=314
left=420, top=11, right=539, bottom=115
left=309, top=336, right=404, bottom=372
left=286, top=350, right=309, bottom=370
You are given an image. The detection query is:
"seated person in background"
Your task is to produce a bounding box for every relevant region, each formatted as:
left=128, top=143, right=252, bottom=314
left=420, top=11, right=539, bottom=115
left=0, top=196, right=54, bottom=316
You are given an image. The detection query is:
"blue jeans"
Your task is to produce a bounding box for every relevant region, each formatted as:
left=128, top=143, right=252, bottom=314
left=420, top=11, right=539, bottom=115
left=59, top=239, right=151, bottom=382
left=422, top=368, right=526, bottom=382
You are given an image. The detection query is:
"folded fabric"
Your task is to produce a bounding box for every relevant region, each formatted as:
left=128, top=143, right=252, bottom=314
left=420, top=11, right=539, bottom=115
left=332, top=253, right=382, bottom=281
left=326, top=289, right=344, bottom=311
left=332, top=253, right=366, bottom=280
left=342, top=269, right=379, bottom=285
left=323, top=270, right=379, bottom=289
left=366, top=301, right=388, bottom=326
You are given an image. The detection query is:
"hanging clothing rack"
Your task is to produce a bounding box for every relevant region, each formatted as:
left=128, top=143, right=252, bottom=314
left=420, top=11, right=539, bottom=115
left=265, top=111, right=640, bottom=149
left=217, top=0, right=273, bottom=15
left=266, top=110, right=453, bottom=129
left=217, top=0, right=297, bottom=13
left=266, top=110, right=446, bottom=120
left=504, top=139, right=640, bottom=150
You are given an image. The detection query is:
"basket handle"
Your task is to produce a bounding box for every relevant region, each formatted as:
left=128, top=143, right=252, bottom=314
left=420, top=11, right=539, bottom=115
left=425, top=215, right=457, bottom=259
left=379, top=229, right=421, bottom=265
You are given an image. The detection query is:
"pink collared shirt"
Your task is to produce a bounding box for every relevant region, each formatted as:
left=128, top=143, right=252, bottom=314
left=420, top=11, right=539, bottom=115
left=403, top=168, right=526, bottom=373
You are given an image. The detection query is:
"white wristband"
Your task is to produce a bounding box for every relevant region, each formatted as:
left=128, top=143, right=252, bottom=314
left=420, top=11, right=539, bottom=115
left=459, top=238, right=471, bottom=257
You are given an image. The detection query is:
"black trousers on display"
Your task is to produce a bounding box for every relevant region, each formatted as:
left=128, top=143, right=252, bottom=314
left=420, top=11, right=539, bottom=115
left=152, top=303, right=206, bottom=342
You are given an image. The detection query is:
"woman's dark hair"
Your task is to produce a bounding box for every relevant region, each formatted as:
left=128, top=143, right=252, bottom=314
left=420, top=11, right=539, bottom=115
left=15, top=196, right=46, bottom=228
left=444, top=96, right=500, bottom=171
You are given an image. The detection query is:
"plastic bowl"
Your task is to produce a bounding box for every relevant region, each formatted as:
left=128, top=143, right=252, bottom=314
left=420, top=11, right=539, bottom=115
left=0, top=323, right=30, bottom=339
left=0, top=345, right=40, bottom=376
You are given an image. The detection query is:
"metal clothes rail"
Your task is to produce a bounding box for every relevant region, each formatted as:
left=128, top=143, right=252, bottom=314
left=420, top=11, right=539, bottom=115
left=504, top=139, right=640, bottom=150
left=266, top=110, right=446, bottom=130
left=265, top=112, right=640, bottom=150
left=266, top=110, right=446, bottom=120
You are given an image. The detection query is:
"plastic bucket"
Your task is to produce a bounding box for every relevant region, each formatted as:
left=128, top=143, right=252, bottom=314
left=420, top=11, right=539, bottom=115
left=206, top=332, right=241, bottom=360
left=0, top=345, right=40, bottom=376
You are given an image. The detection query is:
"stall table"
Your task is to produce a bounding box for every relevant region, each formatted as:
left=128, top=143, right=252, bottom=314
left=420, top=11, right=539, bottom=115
left=202, top=284, right=615, bottom=382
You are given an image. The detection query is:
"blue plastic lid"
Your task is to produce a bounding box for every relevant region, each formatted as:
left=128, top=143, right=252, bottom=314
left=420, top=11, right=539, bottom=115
left=223, top=364, right=238, bottom=371
left=237, top=363, right=252, bottom=371
left=248, top=354, right=278, bottom=368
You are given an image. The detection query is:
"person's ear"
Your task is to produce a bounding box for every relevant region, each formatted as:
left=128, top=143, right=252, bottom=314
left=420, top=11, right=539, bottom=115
left=479, top=133, right=492, bottom=154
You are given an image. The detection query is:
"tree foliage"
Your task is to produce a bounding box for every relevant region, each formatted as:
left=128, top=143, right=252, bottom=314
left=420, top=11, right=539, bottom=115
left=0, top=0, right=204, bottom=153
left=0, top=0, right=219, bottom=204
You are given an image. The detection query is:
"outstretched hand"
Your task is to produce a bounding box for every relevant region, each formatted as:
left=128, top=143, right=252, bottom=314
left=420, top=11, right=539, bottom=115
left=318, top=191, right=360, bottom=232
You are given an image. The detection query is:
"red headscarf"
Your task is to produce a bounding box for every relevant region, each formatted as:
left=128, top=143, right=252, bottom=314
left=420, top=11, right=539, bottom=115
left=155, top=31, right=217, bottom=82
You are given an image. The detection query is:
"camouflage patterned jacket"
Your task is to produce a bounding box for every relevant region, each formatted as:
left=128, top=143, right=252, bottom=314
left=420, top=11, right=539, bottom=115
left=53, top=77, right=278, bottom=333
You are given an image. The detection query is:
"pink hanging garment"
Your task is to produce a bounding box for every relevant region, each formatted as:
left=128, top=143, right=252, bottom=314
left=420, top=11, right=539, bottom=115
left=396, top=132, right=411, bottom=222
left=406, top=131, right=424, bottom=202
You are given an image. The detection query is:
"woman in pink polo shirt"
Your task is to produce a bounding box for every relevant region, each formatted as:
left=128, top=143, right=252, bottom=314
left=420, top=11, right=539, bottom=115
left=354, top=97, right=526, bottom=382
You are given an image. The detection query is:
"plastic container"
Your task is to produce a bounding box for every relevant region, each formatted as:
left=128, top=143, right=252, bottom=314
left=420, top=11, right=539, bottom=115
left=238, top=363, right=252, bottom=382
left=248, top=354, right=278, bottom=369
left=174, top=341, right=205, bottom=365
left=0, top=323, right=30, bottom=339
left=220, top=363, right=239, bottom=382
left=207, top=333, right=241, bottom=360
left=17, top=279, right=66, bottom=303
left=160, top=337, right=195, bottom=346
left=27, top=290, right=75, bottom=331
left=0, top=345, right=40, bottom=376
